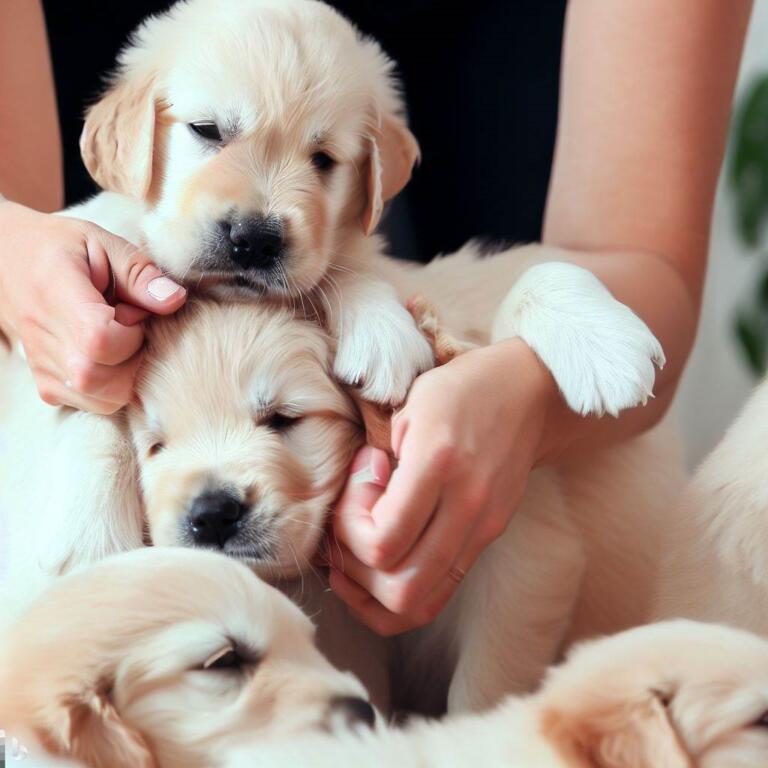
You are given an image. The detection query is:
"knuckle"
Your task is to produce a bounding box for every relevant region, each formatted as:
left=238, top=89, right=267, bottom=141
left=385, top=582, right=416, bottom=615
left=36, top=382, right=60, bottom=406
left=68, top=358, right=100, bottom=395
left=431, top=441, right=459, bottom=474
left=479, top=516, right=507, bottom=546
left=79, top=324, right=111, bottom=360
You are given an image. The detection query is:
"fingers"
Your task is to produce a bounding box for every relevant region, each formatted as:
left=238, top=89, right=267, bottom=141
left=33, top=369, right=126, bottom=415
left=341, top=435, right=446, bottom=570
left=86, top=229, right=186, bottom=314
left=67, top=300, right=146, bottom=366
left=333, top=445, right=392, bottom=554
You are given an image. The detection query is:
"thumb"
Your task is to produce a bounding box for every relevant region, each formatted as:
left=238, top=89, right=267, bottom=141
left=87, top=227, right=187, bottom=314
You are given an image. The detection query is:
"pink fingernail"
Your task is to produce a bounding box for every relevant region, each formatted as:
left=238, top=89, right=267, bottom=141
left=148, top=276, right=183, bottom=301
left=351, top=447, right=387, bottom=487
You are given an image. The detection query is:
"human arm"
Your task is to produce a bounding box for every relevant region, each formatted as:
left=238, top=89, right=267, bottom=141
left=330, top=0, right=754, bottom=635
left=0, top=0, right=186, bottom=412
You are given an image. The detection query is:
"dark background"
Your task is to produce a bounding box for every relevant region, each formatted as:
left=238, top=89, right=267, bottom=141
left=42, top=0, right=566, bottom=261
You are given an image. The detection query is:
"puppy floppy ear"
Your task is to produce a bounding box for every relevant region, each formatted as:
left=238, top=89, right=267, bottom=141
left=361, top=113, right=420, bottom=235
left=80, top=72, right=157, bottom=198
left=41, top=689, right=157, bottom=768
left=543, top=689, right=691, bottom=768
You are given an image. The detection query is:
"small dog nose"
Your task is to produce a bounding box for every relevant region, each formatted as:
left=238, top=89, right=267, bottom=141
left=225, top=216, right=284, bottom=269
left=188, top=490, right=248, bottom=548
left=329, top=696, right=376, bottom=730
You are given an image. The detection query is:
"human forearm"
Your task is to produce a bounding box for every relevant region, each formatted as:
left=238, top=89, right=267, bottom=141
left=0, top=0, right=63, bottom=211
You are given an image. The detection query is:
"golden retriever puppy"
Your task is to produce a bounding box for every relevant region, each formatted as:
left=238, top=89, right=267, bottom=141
left=0, top=294, right=683, bottom=717
left=226, top=620, right=768, bottom=768
left=2, top=299, right=360, bottom=602
left=68, top=0, right=433, bottom=405
left=0, top=547, right=373, bottom=768
left=650, top=375, right=768, bottom=638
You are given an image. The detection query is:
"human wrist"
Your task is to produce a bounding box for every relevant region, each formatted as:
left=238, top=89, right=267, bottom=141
left=489, top=337, right=560, bottom=467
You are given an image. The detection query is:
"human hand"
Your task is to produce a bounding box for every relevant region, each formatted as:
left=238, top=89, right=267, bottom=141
left=0, top=201, right=186, bottom=413
left=328, top=338, right=556, bottom=635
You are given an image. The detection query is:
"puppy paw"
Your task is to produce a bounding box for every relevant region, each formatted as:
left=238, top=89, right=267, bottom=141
left=334, top=298, right=435, bottom=405
left=492, top=262, right=665, bottom=417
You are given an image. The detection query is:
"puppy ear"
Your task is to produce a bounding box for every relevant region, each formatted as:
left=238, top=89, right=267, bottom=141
left=544, top=691, right=691, bottom=768
left=80, top=72, right=157, bottom=198
left=361, top=113, right=420, bottom=235
left=41, top=690, right=157, bottom=768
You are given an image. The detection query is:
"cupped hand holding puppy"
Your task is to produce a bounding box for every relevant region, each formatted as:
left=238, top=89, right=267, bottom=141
left=0, top=201, right=186, bottom=413
left=330, top=338, right=556, bottom=636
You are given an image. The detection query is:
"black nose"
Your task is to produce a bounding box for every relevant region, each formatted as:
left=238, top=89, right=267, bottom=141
left=188, top=490, right=248, bottom=548
left=223, top=216, right=284, bottom=269
left=330, top=696, right=376, bottom=730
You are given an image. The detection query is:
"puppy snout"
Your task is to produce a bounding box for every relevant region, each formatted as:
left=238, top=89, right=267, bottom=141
left=221, top=215, right=285, bottom=270
left=329, top=696, right=376, bottom=731
left=188, top=489, right=248, bottom=548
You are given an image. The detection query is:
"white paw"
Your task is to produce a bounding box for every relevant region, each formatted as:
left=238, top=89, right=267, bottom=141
left=492, top=262, right=665, bottom=417
left=334, top=299, right=435, bottom=405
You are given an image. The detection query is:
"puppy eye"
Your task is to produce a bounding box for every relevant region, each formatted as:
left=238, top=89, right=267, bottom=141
left=202, top=646, right=243, bottom=671
left=311, top=151, right=336, bottom=173
left=264, top=412, right=303, bottom=431
left=189, top=121, right=223, bottom=143
left=147, top=441, right=165, bottom=458
left=755, top=711, right=768, bottom=727
left=200, top=643, right=260, bottom=672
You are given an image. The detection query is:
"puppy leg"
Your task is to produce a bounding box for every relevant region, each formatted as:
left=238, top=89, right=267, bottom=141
left=491, top=262, right=665, bottom=417
left=322, top=272, right=434, bottom=405
left=446, top=472, right=584, bottom=713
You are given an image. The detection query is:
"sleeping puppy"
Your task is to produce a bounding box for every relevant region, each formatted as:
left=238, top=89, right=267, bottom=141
left=227, top=620, right=768, bottom=768
left=1, top=292, right=681, bottom=717
left=0, top=547, right=373, bottom=768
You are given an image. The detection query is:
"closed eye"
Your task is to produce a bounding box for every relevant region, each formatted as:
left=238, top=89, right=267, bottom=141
left=189, top=120, right=223, bottom=143
left=754, top=711, right=768, bottom=727
left=199, top=643, right=260, bottom=672
left=264, top=412, right=303, bottom=431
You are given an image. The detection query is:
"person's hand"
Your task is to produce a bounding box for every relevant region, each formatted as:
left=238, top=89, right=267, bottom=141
left=0, top=201, right=186, bottom=413
left=328, top=337, right=557, bottom=636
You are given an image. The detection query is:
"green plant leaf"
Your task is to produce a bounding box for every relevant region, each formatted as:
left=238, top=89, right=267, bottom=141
left=735, top=309, right=768, bottom=376
left=730, top=76, right=768, bottom=248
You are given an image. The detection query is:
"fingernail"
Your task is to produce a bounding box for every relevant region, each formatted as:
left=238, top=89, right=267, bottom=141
left=351, top=446, right=387, bottom=487
left=148, top=276, right=183, bottom=301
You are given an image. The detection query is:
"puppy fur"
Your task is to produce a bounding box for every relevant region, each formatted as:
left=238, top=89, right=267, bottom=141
left=650, top=375, right=768, bottom=637
left=0, top=0, right=683, bottom=718
left=226, top=620, right=768, bottom=768
left=0, top=548, right=371, bottom=768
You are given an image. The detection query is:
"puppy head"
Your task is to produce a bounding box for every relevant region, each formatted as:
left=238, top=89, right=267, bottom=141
left=81, top=0, right=418, bottom=297
left=539, top=620, right=768, bottom=768
left=0, top=548, right=371, bottom=768
left=128, top=300, right=361, bottom=578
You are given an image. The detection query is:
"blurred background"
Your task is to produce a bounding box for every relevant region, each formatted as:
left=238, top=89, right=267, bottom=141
left=675, top=0, right=768, bottom=466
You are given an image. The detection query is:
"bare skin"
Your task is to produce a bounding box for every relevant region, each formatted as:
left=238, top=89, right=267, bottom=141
left=0, top=0, right=753, bottom=633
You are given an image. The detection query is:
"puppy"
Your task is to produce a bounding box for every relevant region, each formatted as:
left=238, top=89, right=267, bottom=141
left=226, top=620, right=768, bottom=768
left=2, top=0, right=679, bottom=715
left=650, top=375, right=768, bottom=636
left=0, top=547, right=373, bottom=768
left=68, top=0, right=434, bottom=405
left=1, top=291, right=683, bottom=716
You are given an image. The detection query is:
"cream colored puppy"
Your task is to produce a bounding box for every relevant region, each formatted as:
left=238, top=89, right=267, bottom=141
left=651, top=376, right=768, bottom=637
left=0, top=294, right=682, bottom=716
left=0, top=548, right=373, bottom=768
left=65, top=0, right=662, bottom=415
left=227, top=620, right=768, bottom=768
